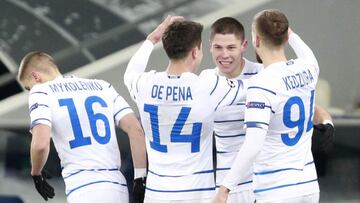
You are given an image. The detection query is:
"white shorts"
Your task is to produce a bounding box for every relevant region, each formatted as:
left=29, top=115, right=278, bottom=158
left=256, top=193, right=319, bottom=203
left=67, top=188, right=128, bottom=203
left=144, top=197, right=212, bottom=203
left=227, top=189, right=255, bottom=203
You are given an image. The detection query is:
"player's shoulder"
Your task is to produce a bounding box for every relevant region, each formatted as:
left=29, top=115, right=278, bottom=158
left=241, top=58, right=264, bottom=78
left=244, top=58, right=264, bottom=71
left=199, top=68, right=218, bottom=78
left=92, top=78, right=111, bottom=87
left=247, top=70, right=274, bottom=89
left=138, top=70, right=160, bottom=81
left=30, top=82, right=50, bottom=95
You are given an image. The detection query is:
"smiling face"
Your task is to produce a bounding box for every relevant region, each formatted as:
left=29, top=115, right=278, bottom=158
left=210, top=33, right=247, bottom=78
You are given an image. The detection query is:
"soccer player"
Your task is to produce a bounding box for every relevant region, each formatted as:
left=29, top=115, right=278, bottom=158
left=210, top=17, right=262, bottom=203
left=17, top=52, right=147, bottom=203
left=124, top=16, right=247, bottom=202
left=213, top=9, right=321, bottom=203
left=209, top=17, right=334, bottom=203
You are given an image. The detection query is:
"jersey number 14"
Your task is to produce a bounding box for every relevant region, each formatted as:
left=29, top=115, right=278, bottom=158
left=144, top=104, right=202, bottom=153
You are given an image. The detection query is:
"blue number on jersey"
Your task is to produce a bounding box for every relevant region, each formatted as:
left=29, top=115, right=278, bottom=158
left=281, top=90, right=315, bottom=146
left=144, top=104, right=202, bottom=153
left=59, top=96, right=111, bottom=149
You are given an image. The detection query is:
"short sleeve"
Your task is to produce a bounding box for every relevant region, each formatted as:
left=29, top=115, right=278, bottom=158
left=29, top=85, right=52, bottom=130
left=244, top=80, right=274, bottom=131
left=108, top=84, right=133, bottom=124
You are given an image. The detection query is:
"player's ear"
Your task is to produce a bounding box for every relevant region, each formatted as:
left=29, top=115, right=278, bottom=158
left=242, top=39, right=248, bottom=49
left=31, top=71, right=41, bottom=83
left=191, top=47, right=198, bottom=59
left=284, top=33, right=289, bottom=44
left=255, top=35, right=261, bottom=48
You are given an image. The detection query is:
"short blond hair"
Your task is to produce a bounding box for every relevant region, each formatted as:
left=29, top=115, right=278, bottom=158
left=17, top=51, right=59, bottom=81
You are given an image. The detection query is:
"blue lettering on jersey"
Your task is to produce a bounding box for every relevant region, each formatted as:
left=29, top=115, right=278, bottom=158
left=282, top=69, right=314, bottom=91
left=151, top=85, right=193, bottom=101
left=49, top=81, right=103, bottom=93
left=246, top=101, right=265, bottom=109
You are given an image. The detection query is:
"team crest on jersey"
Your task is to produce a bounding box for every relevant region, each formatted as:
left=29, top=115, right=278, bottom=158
left=29, top=103, right=39, bottom=112
left=246, top=101, right=265, bottom=109
left=226, top=79, right=236, bottom=88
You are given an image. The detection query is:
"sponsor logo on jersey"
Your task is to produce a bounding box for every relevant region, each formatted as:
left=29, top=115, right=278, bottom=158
left=246, top=101, right=265, bottom=109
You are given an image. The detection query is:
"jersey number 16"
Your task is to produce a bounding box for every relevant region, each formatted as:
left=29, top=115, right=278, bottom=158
left=59, top=96, right=111, bottom=149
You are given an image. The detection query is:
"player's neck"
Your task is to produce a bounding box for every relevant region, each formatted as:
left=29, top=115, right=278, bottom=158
left=166, top=60, right=194, bottom=75
left=260, top=48, right=287, bottom=68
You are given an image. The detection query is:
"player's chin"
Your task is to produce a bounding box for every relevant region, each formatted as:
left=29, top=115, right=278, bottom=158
left=218, top=65, right=233, bottom=73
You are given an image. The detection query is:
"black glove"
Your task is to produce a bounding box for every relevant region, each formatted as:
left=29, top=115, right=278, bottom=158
left=312, top=123, right=335, bottom=154
left=132, top=177, right=146, bottom=203
left=32, top=170, right=55, bottom=201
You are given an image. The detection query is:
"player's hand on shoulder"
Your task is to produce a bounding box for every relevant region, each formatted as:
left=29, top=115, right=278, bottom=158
left=312, top=123, right=335, bottom=154
left=132, top=177, right=146, bottom=203
left=147, top=15, right=184, bottom=44
left=32, top=170, right=55, bottom=201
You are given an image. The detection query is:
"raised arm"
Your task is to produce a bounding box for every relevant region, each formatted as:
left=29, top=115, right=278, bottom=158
left=123, top=15, right=184, bottom=96
left=123, top=39, right=154, bottom=95
left=288, top=28, right=319, bottom=73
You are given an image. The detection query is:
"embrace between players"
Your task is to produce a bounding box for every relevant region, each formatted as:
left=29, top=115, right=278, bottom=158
left=19, top=9, right=334, bottom=203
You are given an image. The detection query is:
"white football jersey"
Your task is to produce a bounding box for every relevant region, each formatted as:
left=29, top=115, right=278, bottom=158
left=28, top=76, right=132, bottom=197
left=244, top=34, right=320, bottom=201
left=124, top=40, right=247, bottom=200
left=213, top=58, right=263, bottom=192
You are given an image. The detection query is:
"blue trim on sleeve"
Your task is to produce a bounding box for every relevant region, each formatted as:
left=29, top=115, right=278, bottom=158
left=146, top=186, right=215, bottom=193
left=216, top=180, right=253, bottom=188
left=29, top=104, right=49, bottom=113
left=264, top=105, right=275, bottom=113
left=30, top=118, right=51, bottom=129
left=243, top=72, right=258, bottom=76
left=63, top=168, right=121, bottom=179
left=214, top=119, right=244, bottom=123
left=148, top=169, right=214, bottom=178
left=254, top=161, right=314, bottom=175
left=248, top=86, right=276, bottom=95
left=114, top=107, right=131, bottom=118
left=254, top=179, right=318, bottom=193
left=245, top=121, right=269, bottom=128
left=238, top=180, right=253, bottom=186
left=66, top=180, right=127, bottom=196
left=216, top=150, right=239, bottom=154
left=210, top=75, right=219, bottom=95
left=214, top=133, right=245, bottom=138
left=30, top=91, right=48, bottom=95
left=215, top=167, right=231, bottom=171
